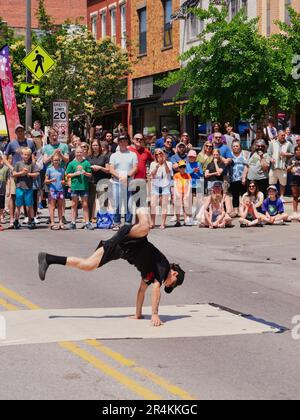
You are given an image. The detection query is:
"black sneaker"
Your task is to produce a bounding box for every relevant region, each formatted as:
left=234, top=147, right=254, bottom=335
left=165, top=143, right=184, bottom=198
left=13, top=220, right=21, bottom=230
left=240, top=223, right=247, bottom=228
left=38, top=252, right=49, bottom=281
left=174, top=222, right=182, bottom=227
left=28, top=222, right=36, bottom=230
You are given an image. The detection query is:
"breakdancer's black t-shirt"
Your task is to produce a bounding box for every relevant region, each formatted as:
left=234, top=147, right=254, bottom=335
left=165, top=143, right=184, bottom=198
left=99, top=232, right=171, bottom=285
left=120, top=237, right=171, bottom=285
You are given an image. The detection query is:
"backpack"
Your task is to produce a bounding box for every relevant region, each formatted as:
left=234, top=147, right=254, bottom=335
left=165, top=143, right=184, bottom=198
left=96, top=212, right=114, bottom=229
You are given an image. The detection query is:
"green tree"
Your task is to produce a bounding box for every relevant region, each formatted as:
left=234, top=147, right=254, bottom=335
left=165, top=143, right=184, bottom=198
left=159, top=3, right=297, bottom=124
left=1, top=4, right=131, bottom=132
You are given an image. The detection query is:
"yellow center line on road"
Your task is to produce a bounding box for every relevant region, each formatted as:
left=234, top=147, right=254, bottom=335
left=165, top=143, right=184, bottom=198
left=0, top=297, right=19, bottom=311
left=0, top=281, right=195, bottom=400
left=0, top=283, right=41, bottom=310
left=86, top=339, right=196, bottom=400
left=60, top=341, right=161, bottom=400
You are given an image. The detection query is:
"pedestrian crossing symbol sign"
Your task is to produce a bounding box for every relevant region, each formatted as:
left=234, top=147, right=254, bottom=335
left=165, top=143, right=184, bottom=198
left=22, top=45, right=55, bottom=81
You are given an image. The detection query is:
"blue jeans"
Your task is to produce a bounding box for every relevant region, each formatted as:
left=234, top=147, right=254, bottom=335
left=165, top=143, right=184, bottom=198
left=112, top=182, right=132, bottom=224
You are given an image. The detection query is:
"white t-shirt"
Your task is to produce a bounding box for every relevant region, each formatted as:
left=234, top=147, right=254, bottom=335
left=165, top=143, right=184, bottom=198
left=109, top=150, right=138, bottom=182
left=150, top=161, right=173, bottom=188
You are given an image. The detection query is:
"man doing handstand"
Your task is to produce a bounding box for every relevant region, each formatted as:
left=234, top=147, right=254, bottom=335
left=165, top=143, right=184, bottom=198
left=38, top=209, right=185, bottom=326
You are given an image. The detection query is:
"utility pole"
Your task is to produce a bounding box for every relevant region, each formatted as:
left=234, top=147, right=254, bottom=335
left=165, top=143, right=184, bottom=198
left=25, top=0, right=32, bottom=130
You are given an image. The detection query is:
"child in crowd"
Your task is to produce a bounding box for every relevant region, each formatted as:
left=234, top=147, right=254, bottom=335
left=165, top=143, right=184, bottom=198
left=45, top=156, right=66, bottom=230
left=239, top=196, right=262, bottom=227
left=202, top=181, right=232, bottom=228
left=287, top=145, right=300, bottom=220
left=262, top=185, right=289, bottom=225
left=173, top=160, right=192, bottom=227
left=66, top=146, right=93, bottom=230
left=0, top=154, right=9, bottom=230
left=12, top=148, right=40, bottom=230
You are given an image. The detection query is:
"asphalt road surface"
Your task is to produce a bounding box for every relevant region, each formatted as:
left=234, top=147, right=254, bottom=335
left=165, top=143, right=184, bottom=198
left=0, top=214, right=300, bottom=400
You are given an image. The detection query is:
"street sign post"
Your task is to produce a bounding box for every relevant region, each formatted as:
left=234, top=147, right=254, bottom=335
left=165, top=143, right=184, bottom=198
left=19, top=83, right=40, bottom=96
left=52, top=100, right=69, bottom=144
left=22, top=45, right=55, bottom=81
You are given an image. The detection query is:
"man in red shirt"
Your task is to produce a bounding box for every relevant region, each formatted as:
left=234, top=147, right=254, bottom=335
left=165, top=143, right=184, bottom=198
left=128, top=134, right=154, bottom=179
left=128, top=134, right=154, bottom=210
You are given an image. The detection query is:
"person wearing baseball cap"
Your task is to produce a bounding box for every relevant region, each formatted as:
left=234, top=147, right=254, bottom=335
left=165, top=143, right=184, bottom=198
left=171, top=142, right=188, bottom=173
left=261, top=185, right=289, bottom=225
left=186, top=149, right=204, bottom=224
left=38, top=209, right=186, bottom=327
left=155, top=126, right=176, bottom=149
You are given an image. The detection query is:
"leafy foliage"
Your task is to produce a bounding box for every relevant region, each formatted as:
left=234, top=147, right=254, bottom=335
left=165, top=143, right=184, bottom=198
left=159, top=4, right=300, bottom=124
left=1, top=1, right=131, bottom=130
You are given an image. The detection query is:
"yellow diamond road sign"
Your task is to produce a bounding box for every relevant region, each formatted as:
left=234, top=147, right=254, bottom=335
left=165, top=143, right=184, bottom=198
left=22, top=45, right=55, bottom=81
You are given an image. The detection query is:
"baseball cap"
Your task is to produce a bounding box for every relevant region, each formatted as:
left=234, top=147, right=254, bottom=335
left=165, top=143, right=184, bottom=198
left=256, top=139, right=267, bottom=147
left=162, top=126, right=169, bottom=132
left=188, top=150, right=197, bottom=158
left=164, top=263, right=185, bottom=294
left=15, top=124, right=25, bottom=132
left=267, top=185, right=278, bottom=192
left=178, top=160, right=187, bottom=168
left=212, top=181, right=223, bottom=189
left=177, top=142, right=186, bottom=148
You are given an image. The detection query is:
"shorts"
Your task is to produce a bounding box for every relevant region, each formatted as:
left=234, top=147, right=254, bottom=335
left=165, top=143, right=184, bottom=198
left=290, top=176, right=300, bottom=187
left=49, top=190, right=65, bottom=201
left=10, top=177, right=16, bottom=195
left=16, top=188, right=33, bottom=207
left=269, top=169, right=287, bottom=186
left=96, top=224, right=132, bottom=268
left=71, top=190, right=88, bottom=199
left=151, top=186, right=170, bottom=196
left=0, top=195, right=5, bottom=210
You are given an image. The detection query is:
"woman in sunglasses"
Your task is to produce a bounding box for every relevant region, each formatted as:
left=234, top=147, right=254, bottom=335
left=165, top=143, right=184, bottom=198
left=241, top=181, right=264, bottom=214
left=197, top=142, right=214, bottom=193
left=149, top=149, right=173, bottom=229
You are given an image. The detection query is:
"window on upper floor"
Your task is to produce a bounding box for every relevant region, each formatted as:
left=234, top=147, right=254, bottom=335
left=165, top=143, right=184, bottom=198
left=120, top=3, right=127, bottom=49
left=285, top=0, right=292, bottom=25
left=110, top=7, right=117, bottom=44
left=91, top=14, right=97, bottom=40
left=138, top=7, right=147, bottom=55
left=229, top=0, right=247, bottom=20
left=187, top=0, right=204, bottom=42
left=266, top=0, right=271, bottom=36
left=100, top=11, right=107, bottom=39
left=163, top=0, right=173, bottom=48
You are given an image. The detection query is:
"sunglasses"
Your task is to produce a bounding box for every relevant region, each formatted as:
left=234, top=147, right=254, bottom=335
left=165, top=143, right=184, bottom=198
left=214, top=137, right=222, bottom=140
left=135, top=137, right=143, bottom=141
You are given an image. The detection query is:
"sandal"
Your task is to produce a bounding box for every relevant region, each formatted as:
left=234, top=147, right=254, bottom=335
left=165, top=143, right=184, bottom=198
left=50, top=225, right=60, bottom=230
left=59, top=224, right=67, bottom=230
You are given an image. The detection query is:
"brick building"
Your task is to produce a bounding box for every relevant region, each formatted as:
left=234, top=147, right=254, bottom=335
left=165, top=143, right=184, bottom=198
left=1, top=0, right=87, bottom=34
left=87, top=0, right=131, bottom=131
left=129, top=0, right=181, bottom=136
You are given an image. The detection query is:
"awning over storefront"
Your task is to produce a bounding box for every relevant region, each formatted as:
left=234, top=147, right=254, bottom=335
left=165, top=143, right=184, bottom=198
left=159, top=82, right=188, bottom=107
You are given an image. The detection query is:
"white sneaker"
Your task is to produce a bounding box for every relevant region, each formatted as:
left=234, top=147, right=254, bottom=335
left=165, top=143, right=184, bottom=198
left=34, top=217, right=40, bottom=225
left=274, top=220, right=284, bottom=225
left=185, top=217, right=193, bottom=226
left=22, top=217, right=29, bottom=224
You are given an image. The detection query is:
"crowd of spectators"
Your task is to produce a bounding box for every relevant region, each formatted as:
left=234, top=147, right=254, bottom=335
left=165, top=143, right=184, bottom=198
left=0, top=119, right=299, bottom=231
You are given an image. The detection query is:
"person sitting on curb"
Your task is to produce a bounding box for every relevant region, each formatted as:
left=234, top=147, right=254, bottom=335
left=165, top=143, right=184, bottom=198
left=261, top=185, right=289, bottom=225
left=239, top=196, right=262, bottom=228
left=200, top=181, right=232, bottom=229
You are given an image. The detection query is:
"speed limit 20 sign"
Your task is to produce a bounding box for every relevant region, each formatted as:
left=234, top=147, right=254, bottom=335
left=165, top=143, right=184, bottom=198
left=52, top=100, right=69, bottom=143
